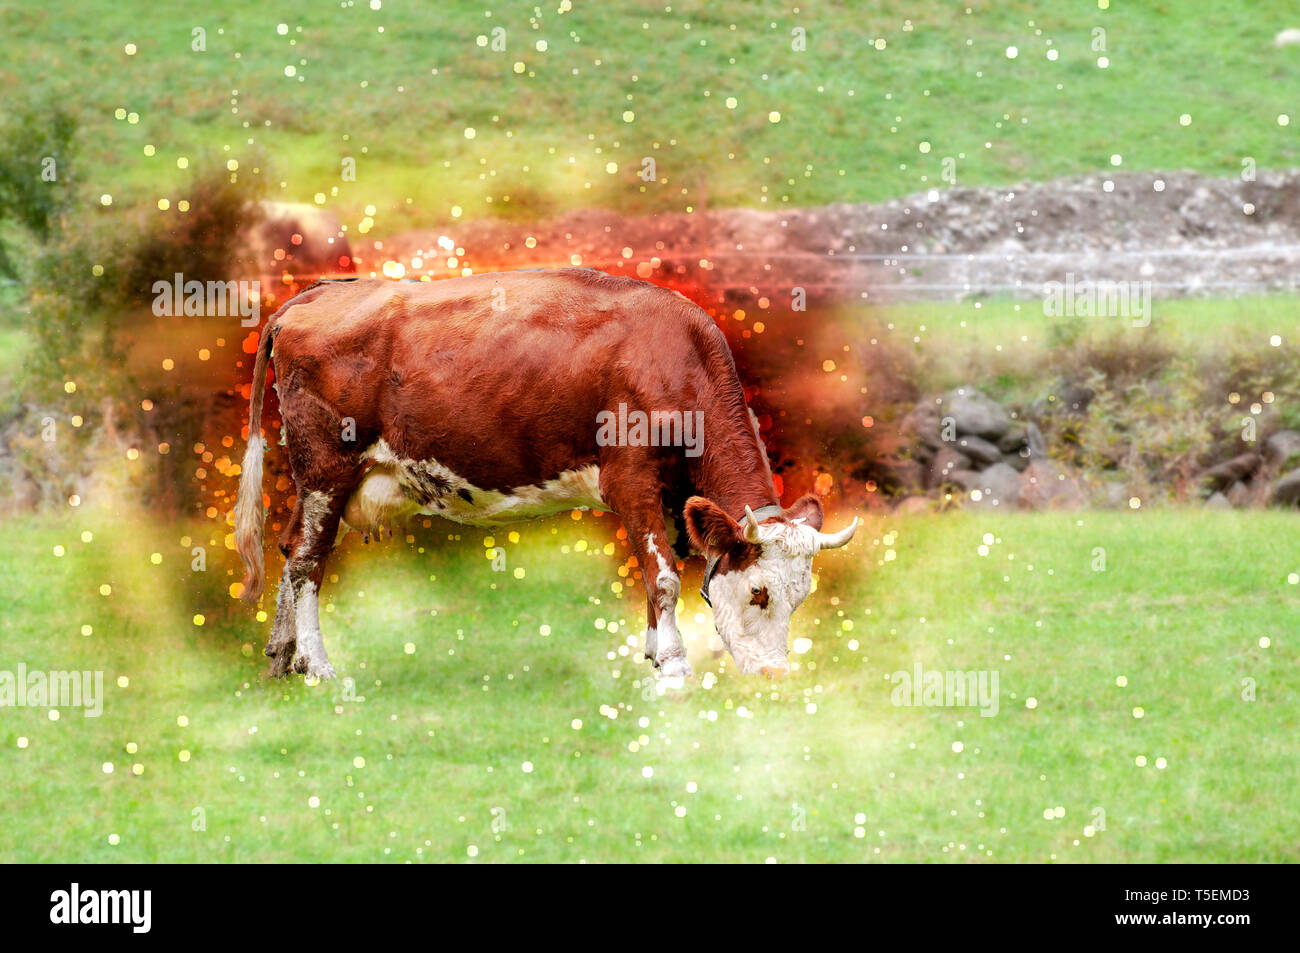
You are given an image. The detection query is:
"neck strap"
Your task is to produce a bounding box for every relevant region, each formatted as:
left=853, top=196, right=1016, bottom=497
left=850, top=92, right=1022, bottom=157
left=700, top=504, right=783, bottom=607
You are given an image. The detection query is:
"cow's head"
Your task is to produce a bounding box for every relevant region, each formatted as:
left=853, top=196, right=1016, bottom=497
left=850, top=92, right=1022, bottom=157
left=684, top=494, right=858, bottom=677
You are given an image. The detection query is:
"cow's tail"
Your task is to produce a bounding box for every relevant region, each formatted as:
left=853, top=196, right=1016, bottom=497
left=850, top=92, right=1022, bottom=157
left=234, top=320, right=276, bottom=603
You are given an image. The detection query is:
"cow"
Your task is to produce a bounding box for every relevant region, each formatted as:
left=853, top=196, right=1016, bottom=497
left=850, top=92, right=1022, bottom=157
left=233, top=269, right=858, bottom=682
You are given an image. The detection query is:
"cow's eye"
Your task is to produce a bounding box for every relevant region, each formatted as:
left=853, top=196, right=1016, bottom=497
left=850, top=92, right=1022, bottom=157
left=749, top=585, right=769, bottom=609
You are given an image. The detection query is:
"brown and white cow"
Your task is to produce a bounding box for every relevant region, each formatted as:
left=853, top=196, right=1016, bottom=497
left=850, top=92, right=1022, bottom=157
left=233, top=269, right=857, bottom=681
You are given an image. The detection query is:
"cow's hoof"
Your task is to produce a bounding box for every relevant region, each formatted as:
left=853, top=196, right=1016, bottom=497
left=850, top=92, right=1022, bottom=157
left=295, top=656, right=336, bottom=680
left=265, top=638, right=294, bottom=658
left=656, top=655, right=692, bottom=681
left=267, top=642, right=297, bottom=678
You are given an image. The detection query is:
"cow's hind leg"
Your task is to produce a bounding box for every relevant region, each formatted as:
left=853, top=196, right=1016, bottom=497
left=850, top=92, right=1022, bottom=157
left=271, top=372, right=364, bottom=679
left=278, top=487, right=350, bottom=679
left=265, top=563, right=298, bottom=677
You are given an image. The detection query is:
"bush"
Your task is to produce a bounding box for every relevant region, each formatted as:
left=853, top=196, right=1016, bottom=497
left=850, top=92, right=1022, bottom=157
left=0, top=103, right=76, bottom=281
left=108, top=160, right=265, bottom=307
left=1066, top=364, right=1214, bottom=501
left=4, top=146, right=268, bottom=511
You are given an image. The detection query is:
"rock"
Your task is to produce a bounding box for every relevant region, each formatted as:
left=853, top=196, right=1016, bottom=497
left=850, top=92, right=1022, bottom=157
left=955, top=434, right=1003, bottom=466
left=941, top=388, right=1011, bottom=440
left=1204, top=491, right=1231, bottom=509
left=961, top=462, right=1022, bottom=509
left=909, top=441, right=937, bottom=465
left=1200, top=452, right=1261, bottom=491
left=949, top=469, right=983, bottom=491
left=1178, top=187, right=1220, bottom=236
left=1226, top=480, right=1253, bottom=508
left=1100, top=481, right=1130, bottom=509
left=1017, top=460, right=1086, bottom=510
left=1026, top=422, right=1048, bottom=458
left=895, top=496, right=932, bottom=514
left=884, top=458, right=924, bottom=494
left=926, top=447, right=972, bottom=489
left=1272, top=468, right=1300, bottom=505
left=997, top=425, right=1027, bottom=453
left=1002, top=450, right=1031, bottom=472
left=899, top=402, right=944, bottom=453
left=8, top=474, right=39, bottom=510
left=1264, top=430, right=1300, bottom=468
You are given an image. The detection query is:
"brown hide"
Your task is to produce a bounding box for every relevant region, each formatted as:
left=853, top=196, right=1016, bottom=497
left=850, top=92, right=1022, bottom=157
left=265, top=269, right=779, bottom=517
left=232, top=268, right=853, bottom=679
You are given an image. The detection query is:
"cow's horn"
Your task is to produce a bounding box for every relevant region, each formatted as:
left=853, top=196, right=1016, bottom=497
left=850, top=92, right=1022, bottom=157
left=816, top=516, right=859, bottom=550
left=742, top=505, right=763, bottom=543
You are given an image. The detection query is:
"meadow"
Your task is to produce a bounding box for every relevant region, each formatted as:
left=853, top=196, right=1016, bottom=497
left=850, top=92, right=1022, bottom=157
left=1, top=504, right=1294, bottom=863
left=3, top=1, right=1299, bottom=866
left=7, top=0, right=1300, bottom=228
left=859, top=293, right=1300, bottom=404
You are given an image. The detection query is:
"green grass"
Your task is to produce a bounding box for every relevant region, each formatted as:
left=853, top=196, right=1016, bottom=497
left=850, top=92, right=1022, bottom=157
left=849, top=293, right=1300, bottom=404
left=1, top=504, right=1295, bottom=862
left=5, top=2, right=1300, bottom=864
left=5, top=1, right=1299, bottom=228
left=0, top=326, right=32, bottom=395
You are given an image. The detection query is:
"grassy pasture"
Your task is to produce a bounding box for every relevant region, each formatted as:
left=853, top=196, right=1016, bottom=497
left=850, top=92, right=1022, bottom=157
left=6, top=1, right=1299, bottom=228
left=1, top=504, right=1294, bottom=863
left=3, top=0, right=1299, bottom=867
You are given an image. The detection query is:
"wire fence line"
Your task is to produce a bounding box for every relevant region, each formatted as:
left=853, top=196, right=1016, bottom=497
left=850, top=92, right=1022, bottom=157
left=7, top=244, right=1295, bottom=295
left=558, top=242, right=1300, bottom=298
left=680, top=281, right=1300, bottom=292
left=699, top=244, right=1300, bottom=262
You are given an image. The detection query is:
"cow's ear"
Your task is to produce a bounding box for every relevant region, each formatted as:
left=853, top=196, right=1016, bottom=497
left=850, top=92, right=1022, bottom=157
left=684, top=497, right=743, bottom=554
left=783, top=494, right=825, bottom=530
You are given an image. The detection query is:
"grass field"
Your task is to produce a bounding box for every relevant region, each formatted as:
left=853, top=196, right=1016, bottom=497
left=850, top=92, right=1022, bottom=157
left=4, top=1, right=1300, bottom=868
left=858, top=293, right=1300, bottom=402
left=7, top=1, right=1300, bottom=226
left=2, top=504, right=1295, bottom=863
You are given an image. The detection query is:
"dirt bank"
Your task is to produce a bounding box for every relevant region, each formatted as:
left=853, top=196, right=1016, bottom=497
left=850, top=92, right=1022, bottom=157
left=376, top=169, right=1300, bottom=305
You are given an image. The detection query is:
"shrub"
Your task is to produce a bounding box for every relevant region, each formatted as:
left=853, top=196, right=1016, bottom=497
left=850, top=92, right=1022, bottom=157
left=0, top=103, right=76, bottom=281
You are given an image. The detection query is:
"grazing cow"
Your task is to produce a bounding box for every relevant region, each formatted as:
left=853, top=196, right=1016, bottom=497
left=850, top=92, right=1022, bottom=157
left=233, top=269, right=858, bottom=681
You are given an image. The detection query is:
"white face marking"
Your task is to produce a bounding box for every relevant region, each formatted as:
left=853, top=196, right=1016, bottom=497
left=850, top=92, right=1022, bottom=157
left=707, top=521, right=820, bottom=675
left=343, top=439, right=607, bottom=533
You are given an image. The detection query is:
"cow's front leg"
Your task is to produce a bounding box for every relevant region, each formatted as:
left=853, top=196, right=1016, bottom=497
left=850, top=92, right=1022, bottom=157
left=643, top=593, right=659, bottom=665
left=637, top=528, right=691, bottom=681
left=603, top=463, right=691, bottom=681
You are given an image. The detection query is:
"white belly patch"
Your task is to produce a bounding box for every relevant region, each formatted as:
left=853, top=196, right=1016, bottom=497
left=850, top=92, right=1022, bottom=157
left=342, top=439, right=607, bottom=533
